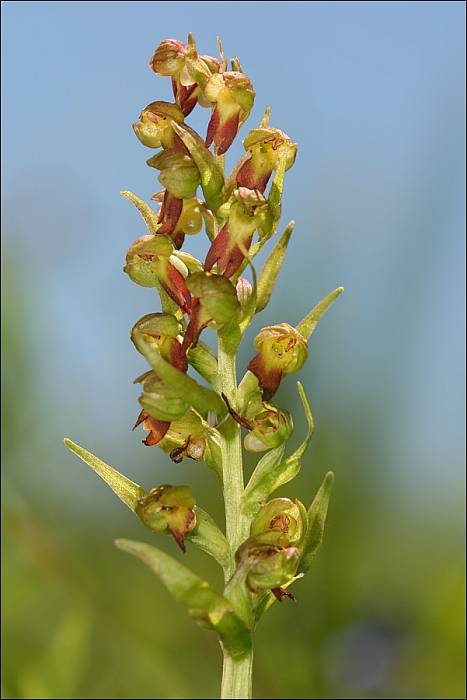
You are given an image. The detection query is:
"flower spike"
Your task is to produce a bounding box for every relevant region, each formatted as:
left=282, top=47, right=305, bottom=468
left=66, top=33, right=341, bottom=698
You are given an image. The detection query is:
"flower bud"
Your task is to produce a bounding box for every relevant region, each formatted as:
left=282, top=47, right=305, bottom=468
left=139, top=372, right=189, bottom=422
left=153, top=193, right=203, bottom=249
left=147, top=149, right=200, bottom=199
left=136, top=484, right=196, bottom=552
left=250, top=498, right=306, bottom=546
left=236, top=533, right=299, bottom=594
left=133, top=101, right=185, bottom=150
left=204, top=187, right=267, bottom=278
left=244, top=404, right=293, bottom=452
left=204, top=72, right=255, bottom=155
left=236, top=277, right=253, bottom=309
left=237, top=125, right=297, bottom=193
left=247, top=323, right=308, bottom=400
left=182, top=272, right=241, bottom=351
left=177, top=197, right=203, bottom=235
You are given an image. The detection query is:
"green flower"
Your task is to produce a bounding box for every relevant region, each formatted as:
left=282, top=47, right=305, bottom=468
left=251, top=498, right=307, bottom=547
left=133, top=101, right=185, bottom=149
left=244, top=404, right=293, bottom=452
left=136, top=485, right=196, bottom=551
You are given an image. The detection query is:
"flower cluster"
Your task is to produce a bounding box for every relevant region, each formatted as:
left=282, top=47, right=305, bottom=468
left=66, top=33, right=342, bottom=693
left=126, top=34, right=304, bottom=471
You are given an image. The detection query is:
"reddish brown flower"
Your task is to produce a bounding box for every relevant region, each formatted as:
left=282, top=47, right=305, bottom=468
left=247, top=324, right=308, bottom=400
left=149, top=37, right=219, bottom=117
left=204, top=72, right=255, bottom=155
left=237, top=124, right=297, bottom=193
left=204, top=187, right=267, bottom=278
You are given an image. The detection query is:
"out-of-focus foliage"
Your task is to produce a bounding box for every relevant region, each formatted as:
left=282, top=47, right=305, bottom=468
left=2, top=1, right=465, bottom=698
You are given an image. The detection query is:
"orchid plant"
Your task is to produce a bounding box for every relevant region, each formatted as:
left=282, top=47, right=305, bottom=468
left=65, top=34, right=342, bottom=699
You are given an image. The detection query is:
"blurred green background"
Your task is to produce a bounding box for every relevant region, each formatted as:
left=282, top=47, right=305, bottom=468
left=2, top=1, right=465, bottom=698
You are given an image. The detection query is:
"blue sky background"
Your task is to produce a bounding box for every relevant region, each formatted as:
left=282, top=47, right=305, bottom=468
left=2, top=3, right=465, bottom=699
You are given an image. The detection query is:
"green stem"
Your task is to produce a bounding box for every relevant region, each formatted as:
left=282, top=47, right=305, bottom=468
left=221, top=650, right=254, bottom=700
left=217, top=333, right=253, bottom=699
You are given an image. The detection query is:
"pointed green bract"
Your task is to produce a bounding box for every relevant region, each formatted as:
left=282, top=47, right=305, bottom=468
left=187, top=341, right=218, bottom=385
left=261, top=151, right=287, bottom=239
left=298, top=471, right=334, bottom=573
left=188, top=508, right=230, bottom=571
left=115, top=539, right=251, bottom=659
left=64, top=439, right=146, bottom=510
left=171, top=122, right=225, bottom=211
left=256, top=220, right=295, bottom=313
left=237, top=370, right=261, bottom=414
left=134, top=335, right=225, bottom=418
left=296, top=287, right=344, bottom=339
left=120, top=190, right=159, bottom=236
left=242, top=383, right=314, bottom=516
left=243, top=445, right=285, bottom=510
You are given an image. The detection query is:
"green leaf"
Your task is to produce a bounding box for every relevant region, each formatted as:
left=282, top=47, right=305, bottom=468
left=187, top=341, right=218, bottom=385
left=64, top=439, right=146, bottom=510
left=120, top=190, right=159, bottom=236
left=187, top=508, right=230, bottom=571
left=171, top=123, right=225, bottom=211
left=298, top=471, right=334, bottom=573
left=256, top=220, right=295, bottom=313
left=296, top=287, right=344, bottom=339
left=242, top=383, right=314, bottom=517
left=134, top=335, right=225, bottom=418
left=115, top=539, right=251, bottom=659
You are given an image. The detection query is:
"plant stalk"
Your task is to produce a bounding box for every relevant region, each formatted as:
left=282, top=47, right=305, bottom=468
left=217, top=333, right=253, bottom=699
left=221, top=651, right=254, bottom=700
